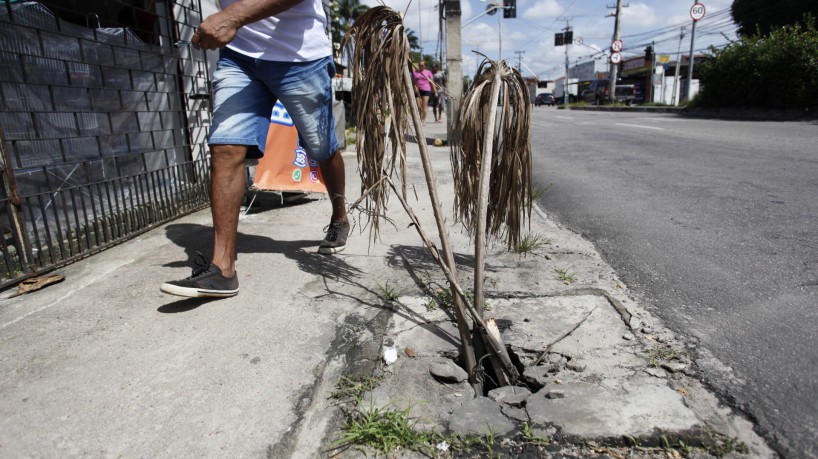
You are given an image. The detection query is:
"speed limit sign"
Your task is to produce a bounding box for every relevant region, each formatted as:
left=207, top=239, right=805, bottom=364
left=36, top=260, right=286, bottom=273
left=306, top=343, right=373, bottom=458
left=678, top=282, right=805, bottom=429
left=610, top=52, right=622, bottom=64
left=690, top=3, right=706, bottom=21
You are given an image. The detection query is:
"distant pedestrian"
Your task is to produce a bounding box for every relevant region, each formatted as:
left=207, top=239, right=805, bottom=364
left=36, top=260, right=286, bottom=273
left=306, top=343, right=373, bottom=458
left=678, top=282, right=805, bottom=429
left=432, top=64, right=445, bottom=123
left=412, top=61, right=435, bottom=125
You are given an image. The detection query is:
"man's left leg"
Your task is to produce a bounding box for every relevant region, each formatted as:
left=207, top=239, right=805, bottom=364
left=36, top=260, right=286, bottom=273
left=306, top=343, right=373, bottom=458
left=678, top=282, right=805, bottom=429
left=317, top=149, right=349, bottom=254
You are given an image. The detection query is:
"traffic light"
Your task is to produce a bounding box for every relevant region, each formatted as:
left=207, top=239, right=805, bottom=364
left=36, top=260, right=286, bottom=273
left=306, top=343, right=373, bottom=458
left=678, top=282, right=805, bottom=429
left=555, top=33, right=564, bottom=46
left=564, top=30, right=573, bottom=44
left=644, top=45, right=653, bottom=61
left=503, top=0, right=516, bottom=18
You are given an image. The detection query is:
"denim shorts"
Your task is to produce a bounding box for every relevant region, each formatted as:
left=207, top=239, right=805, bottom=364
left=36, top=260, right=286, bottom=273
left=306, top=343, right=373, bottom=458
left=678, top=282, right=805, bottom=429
left=208, top=48, right=339, bottom=162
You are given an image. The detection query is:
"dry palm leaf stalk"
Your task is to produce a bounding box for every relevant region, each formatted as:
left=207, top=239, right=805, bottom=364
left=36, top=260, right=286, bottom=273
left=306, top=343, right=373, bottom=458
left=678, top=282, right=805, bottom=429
left=451, top=56, right=533, bottom=252
left=345, top=6, right=521, bottom=390
left=341, top=5, right=411, bottom=240
left=452, top=56, right=532, bottom=384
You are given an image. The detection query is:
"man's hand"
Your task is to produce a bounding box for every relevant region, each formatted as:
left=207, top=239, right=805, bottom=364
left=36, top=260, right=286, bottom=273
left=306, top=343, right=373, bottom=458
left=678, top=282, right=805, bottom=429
left=192, top=11, right=241, bottom=50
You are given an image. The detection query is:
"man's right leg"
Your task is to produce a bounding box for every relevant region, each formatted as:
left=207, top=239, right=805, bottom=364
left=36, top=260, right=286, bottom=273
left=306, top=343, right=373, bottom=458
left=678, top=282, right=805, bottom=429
left=159, top=144, right=245, bottom=298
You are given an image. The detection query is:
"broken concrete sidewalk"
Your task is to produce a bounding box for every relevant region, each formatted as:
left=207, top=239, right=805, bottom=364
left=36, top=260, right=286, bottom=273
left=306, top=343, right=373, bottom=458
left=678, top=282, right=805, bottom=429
left=0, top=122, right=773, bottom=457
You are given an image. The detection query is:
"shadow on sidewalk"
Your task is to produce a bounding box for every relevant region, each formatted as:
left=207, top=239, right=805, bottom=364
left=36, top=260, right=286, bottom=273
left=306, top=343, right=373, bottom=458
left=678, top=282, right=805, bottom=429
left=404, top=133, right=446, bottom=146
left=158, top=298, right=221, bottom=313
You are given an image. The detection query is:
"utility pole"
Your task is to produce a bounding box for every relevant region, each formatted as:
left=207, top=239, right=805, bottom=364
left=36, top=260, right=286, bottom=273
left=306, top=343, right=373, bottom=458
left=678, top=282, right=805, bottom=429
left=515, top=50, right=524, bottom=72
left=685, top=0, right=698, bottom=102
left=608, top=0, right=626, bottom=102
left=671, top=26, right=686, bottom=106
left=559, top=18, right=572, bottom=105
left=647, top=40, right=655, bottom=103
left=444, top=0, right=463, bottom=137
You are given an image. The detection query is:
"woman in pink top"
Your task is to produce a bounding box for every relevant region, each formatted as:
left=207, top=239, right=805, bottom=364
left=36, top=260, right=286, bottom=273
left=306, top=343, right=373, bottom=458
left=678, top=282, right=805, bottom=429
left=412, top=61, right=436, bottom=125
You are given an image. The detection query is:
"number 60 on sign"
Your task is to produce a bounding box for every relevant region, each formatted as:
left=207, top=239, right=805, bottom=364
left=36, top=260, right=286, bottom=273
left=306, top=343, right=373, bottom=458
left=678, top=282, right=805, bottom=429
left=690, top=3, right=706, bottom=21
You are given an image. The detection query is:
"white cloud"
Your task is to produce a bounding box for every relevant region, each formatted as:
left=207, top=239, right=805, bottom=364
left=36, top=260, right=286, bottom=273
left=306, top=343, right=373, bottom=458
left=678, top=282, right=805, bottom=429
left=523, top=0, right=563, bottom=19
left=621, top=3, right=660, bottom=29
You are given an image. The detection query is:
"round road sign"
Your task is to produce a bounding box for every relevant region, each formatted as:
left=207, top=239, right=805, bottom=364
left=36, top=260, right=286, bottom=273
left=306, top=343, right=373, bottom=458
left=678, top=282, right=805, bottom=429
left=610, top=52, right=622, bottom=64
left=690, top=3, right=706, bottom=21
left=611, top=40, right=623, bottom=52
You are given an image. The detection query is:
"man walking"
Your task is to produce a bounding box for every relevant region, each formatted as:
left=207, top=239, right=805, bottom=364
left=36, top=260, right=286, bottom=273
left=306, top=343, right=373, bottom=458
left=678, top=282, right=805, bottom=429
left=161, top=0, right=348, bottom=298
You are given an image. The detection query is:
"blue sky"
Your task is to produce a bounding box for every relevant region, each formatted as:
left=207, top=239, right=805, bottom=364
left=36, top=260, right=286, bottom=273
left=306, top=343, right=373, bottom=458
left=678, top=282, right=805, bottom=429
left=363, top=0, right=737, bottom=79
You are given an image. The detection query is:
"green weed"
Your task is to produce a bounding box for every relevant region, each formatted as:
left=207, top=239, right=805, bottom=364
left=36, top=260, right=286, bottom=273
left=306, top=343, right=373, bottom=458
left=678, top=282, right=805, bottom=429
left=427, top=287, right=490, bottom=311
left=332, top=403, right=432, bottom=455
left=521, top=422, right=550, bottom=446
left=554, top=267, right=576, bottom=284
left=646, top=344, right=681, bottom=368
left=330, top=375, right=385, bottom=400
left=375, top=280, right=404, bottom=302
left=515, top=232, right=551, bottom=254
left=529, top=184, right=552, bottom=202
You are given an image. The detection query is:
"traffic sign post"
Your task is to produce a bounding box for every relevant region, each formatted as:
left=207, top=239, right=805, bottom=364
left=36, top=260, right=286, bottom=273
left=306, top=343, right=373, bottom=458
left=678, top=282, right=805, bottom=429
left=686, top=1, right=704, bottom=102
left=690, top=3, right=705, bottom=21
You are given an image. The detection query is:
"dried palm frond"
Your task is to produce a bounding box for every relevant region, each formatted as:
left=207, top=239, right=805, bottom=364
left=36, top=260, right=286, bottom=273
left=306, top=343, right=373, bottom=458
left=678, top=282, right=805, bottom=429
left=342, top=6, right=413, bottom=239
left=451, top=56, right=533, bottom=250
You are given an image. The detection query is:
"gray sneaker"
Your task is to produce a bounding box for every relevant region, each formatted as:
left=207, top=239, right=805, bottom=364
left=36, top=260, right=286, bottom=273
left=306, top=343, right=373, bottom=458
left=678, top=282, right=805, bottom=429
left=160, top=253, right=239, bottom=298
left=318, top=220, right=349, bottom=254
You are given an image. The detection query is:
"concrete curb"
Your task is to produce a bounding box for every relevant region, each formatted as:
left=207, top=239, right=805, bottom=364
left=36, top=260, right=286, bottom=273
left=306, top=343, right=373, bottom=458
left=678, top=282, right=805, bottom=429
left=568, top=104, right=816, bottom=121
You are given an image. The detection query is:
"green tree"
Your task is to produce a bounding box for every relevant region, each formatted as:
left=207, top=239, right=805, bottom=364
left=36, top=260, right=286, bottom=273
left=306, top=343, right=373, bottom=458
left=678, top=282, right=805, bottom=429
left=731, top=0, right=818, bottom=36
left=330, top=0, right=369, bottom=45
left=406, top=28, right=421, bottom=53
left=696, top=19, right=818, bottom=109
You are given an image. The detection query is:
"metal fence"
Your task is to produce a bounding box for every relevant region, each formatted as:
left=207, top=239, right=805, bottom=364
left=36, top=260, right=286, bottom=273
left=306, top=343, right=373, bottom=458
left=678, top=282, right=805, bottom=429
left=0, top=0, right=212, bottom=289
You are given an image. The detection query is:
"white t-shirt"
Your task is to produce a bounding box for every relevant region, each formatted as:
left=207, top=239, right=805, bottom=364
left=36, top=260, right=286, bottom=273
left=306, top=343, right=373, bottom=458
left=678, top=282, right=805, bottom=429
left=220, top=0, right=331, bottom=62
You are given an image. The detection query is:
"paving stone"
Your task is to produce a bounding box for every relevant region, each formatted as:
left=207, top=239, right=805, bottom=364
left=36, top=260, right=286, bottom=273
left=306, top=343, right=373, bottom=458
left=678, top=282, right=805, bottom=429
left=430, top=360, right=468, bottom=383
left=447, top=396, right=516, bottom=436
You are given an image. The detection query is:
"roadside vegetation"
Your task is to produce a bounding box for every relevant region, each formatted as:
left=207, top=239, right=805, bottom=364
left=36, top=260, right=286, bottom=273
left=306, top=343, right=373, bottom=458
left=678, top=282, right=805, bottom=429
left=695, top=15, right=817, bottom=110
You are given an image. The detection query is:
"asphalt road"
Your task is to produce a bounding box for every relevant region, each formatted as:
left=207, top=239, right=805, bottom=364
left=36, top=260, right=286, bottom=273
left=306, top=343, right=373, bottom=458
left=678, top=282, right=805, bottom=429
left=530, top=108, right=818, bottom=458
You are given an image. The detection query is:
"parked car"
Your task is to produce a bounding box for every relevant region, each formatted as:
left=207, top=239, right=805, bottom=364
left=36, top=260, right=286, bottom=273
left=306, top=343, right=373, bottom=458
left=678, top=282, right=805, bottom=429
left=580, top=79, right=636, bottom=105
left=534, top=93, right=555, bottom=106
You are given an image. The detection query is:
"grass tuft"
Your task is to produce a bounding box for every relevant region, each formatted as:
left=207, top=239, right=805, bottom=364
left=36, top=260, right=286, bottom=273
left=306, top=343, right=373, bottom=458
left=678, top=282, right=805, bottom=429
left=375, top=280, right=405, bottom=302
left=332, top=403, right=432, bottom=455
left=645, top=344, right=682, bottom=368
left=554, top=267, right=576, bottom=284
left=330, top=375, right=385, bottom=400
left=515, top=232, right=551, bottom=254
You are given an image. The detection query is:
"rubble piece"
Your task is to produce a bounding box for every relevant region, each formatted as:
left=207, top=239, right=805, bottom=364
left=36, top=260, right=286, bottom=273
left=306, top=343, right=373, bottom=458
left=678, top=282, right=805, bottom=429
left=488, top=386, right=531, bottom=407
left=522, top=365, right=549, bottom=390
left=430, top=361, right=468, bottom=383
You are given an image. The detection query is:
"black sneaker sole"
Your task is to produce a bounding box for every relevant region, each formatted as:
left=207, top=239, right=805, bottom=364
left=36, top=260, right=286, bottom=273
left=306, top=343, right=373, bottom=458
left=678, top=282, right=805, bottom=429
left=317, top=244, right=346, bottom=255
left=160, top=283, right=239, bottom=298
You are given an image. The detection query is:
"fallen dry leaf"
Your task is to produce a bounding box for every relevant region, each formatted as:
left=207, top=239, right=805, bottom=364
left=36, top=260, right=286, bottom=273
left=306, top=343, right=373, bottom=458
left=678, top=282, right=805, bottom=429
left=11, top=274, right=65, bottom=297
left=404, top=347, right=415, bottom=358
left=677, top=387, right=688, bottom=396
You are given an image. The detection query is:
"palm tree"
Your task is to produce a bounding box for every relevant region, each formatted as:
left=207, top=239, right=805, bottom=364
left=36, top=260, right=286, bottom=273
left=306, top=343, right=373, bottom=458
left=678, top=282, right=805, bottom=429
left=330, top=0, right=369, bottom=45
left=405, top=28, right=421, bottom=53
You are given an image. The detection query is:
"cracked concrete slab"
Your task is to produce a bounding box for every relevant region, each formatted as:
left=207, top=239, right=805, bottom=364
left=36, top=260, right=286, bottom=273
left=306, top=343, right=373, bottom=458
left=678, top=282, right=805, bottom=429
left=526, top=378, right=700, bottom=439
left=0, top=121, right=775, bottom=458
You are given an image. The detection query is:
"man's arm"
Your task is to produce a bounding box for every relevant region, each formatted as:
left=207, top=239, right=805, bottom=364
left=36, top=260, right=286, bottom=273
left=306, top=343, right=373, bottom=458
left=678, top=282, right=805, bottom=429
left=193, top=0, right=304, bottom=50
